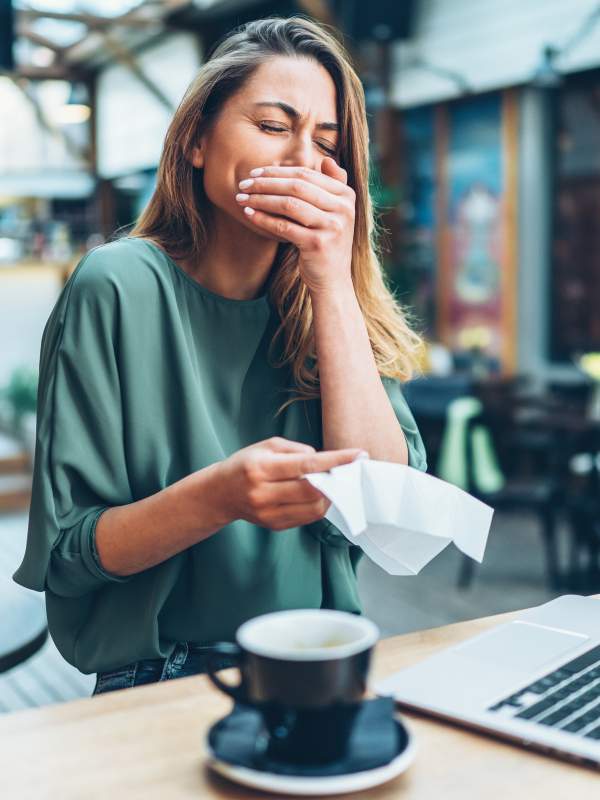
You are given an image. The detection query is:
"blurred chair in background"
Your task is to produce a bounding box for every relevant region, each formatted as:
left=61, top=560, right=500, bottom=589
left=547, top=381, right=592, bottom=416
left=403, top=374, right=475, bottom=476
left=564, top=426, right=600, bottom=592
left=455, top=393, right=565, bottom=591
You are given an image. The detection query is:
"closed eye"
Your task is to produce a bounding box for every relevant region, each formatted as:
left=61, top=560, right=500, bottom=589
left=259, top=122, right=338, bottom=156
left=260, top=122, right=287, bottom=133
left=317, top=140, right=338, bottom=156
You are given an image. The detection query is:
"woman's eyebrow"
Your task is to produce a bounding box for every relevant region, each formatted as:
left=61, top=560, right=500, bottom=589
left=253, top=100, right=339, bottom=131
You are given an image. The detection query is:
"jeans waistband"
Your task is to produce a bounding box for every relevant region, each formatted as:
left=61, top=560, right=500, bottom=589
left=93, top=641, right=238, bottom=696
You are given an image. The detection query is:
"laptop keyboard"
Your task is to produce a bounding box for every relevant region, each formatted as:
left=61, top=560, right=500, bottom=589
left=488, top=644, right=600, bottom=740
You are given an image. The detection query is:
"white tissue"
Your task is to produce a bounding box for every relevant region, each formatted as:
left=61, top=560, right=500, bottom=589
left=303, top=459, right=493, bottom=575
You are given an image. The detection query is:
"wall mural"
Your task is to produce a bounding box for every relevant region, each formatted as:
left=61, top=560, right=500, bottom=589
left=400, top=91, right=517, bottom=372
left=446, top=93, right=505, bottom=365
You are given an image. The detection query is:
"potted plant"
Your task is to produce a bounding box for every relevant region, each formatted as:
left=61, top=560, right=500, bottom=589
left=0, top=366, right=39, bottom=454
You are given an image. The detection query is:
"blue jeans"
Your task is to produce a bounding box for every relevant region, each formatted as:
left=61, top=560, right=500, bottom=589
left=92, top=642, right=237, bottom=696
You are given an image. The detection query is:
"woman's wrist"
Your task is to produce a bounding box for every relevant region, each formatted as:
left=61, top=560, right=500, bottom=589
left=308, top=279, right=356, bottom=308
left=185, top=460, right=236, bottom=534
left=94, top=462, right=234, bottom=577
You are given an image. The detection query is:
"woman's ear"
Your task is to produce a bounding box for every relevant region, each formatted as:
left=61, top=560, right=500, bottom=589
left=191, top=145, right=204, bottom=168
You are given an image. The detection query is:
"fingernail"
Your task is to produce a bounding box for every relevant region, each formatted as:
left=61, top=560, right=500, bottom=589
left=249, top=168, right=264, bottom=177
left=235, top=193, right=249, bottom=201
left=243, top=206, right=255, bottom=216
left=353, top=451, right=369, bottom=461
left=239, top=179, right=254, bottom=189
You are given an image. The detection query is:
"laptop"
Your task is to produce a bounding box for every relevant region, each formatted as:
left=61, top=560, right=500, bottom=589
left=374, top=595, right=600, bottom=768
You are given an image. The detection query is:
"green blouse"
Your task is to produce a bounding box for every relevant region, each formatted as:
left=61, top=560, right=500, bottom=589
left=13, top=237, right=427, bottom=675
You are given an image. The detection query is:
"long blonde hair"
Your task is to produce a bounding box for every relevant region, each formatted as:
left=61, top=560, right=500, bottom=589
left=130, top=15, right=422, bottom=416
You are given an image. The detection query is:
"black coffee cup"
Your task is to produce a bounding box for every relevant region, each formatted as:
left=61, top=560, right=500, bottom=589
left=206, top=609, right=379, bottom=765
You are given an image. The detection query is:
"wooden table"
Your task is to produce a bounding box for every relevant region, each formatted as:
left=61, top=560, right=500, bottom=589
left=1, top=605, right=599, bottom=799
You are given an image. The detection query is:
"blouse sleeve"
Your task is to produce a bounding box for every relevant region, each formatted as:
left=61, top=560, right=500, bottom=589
left=306, top=376, right=427, bottom=549
left=13, top=251, right=134, bottom=597
left=381, top=376, right=427, bottom=472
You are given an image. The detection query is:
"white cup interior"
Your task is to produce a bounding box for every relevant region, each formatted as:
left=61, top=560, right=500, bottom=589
left=236, top=609, right=379, bottom=661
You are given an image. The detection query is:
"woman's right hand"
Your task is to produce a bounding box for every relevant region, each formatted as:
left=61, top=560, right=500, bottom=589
left=215, top=437, right=367, bottom=531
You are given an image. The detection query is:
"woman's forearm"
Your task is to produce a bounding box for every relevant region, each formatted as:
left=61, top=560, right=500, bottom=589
left=95, top=462, right=232, bottom=577
left=310, top=283, right=408, bottom=464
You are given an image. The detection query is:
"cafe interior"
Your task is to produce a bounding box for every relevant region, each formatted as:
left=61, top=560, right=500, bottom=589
left=1, top=0, right=600, bottom=796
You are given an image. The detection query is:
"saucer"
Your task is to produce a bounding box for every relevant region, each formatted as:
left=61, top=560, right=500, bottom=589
left=205, top=700, right=416, bottom=797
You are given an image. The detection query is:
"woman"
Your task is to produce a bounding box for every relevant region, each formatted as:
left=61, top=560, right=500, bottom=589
left=14, top=16, right=426, bottom=695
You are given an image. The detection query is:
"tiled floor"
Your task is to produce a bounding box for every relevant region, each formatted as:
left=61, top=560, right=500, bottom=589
left=0, top=508, right=581, bottom=714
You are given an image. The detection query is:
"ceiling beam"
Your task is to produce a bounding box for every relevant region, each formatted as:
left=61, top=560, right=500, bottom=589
left=99, top=31, right=175, bottom=112
left=16, top=25, right=67, bottom=56
left=13, top=4, right=184, bottom=81
left=8, top=76, right=90, bottom=164
left=9, top=64, right=85, bottom=80
left=17, top=8, right=161, bottom=30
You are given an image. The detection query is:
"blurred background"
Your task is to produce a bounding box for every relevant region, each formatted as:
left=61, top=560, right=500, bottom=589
left=1, top=0, right=599, bottom=711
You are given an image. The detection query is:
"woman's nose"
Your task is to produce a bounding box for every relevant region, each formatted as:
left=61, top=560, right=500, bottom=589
left=280, top=133, right=316, bottom=170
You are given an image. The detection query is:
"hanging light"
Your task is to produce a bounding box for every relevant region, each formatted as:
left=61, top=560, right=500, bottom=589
left=532, top=46, right=563, bottom=89
left=55, top=82, right=90, bottom=125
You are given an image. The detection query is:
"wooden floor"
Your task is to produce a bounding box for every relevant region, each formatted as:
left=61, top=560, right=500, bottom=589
left=0, top=503, right=581, bottom=716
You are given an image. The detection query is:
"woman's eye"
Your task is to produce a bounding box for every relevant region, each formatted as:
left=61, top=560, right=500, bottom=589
left=259, top=122, right=337, bottom=156
left=318, top=141, right=337, bottom=156
left=259, top=122, right=287, bottom=133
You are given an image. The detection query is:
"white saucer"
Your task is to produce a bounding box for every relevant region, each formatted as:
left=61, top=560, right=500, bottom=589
left=205, top=715, right=416, bottom=797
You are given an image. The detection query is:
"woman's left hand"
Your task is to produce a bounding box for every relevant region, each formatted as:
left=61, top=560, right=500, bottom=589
left=236, top=157, right=356, bottom=295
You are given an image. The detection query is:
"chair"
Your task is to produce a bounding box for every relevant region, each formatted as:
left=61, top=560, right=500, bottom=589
left=457, top=407, right=564, bottom=590
left=0, top=433, right=46, bottom=674
left=403, top=375, right=474, bottom=476
left=563, top=427, right=600, bottom=592
left=0, top=576, right=47, bottom=674
left=547, top=381, right=591, bottom=414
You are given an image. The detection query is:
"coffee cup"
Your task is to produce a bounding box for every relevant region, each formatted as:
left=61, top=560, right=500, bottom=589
left=205, top=609, right=379, bottom=765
